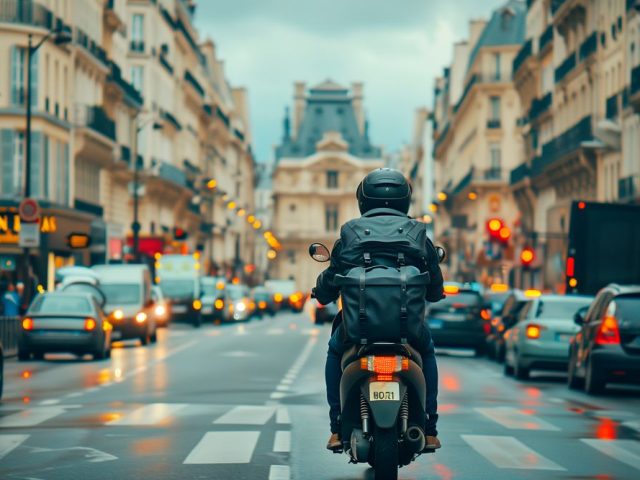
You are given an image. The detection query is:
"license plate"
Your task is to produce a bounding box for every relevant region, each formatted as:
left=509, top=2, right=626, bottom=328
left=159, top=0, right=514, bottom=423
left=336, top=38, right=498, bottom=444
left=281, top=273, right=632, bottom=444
left=369, top=382, right=400, bottom=401
left=202, top=307, right=213, bottom=314
left=556, top=333, right=572, bottom=342
left=173, top=305, right=187, bottom=313
left=429, top=319, right=443, bottom=329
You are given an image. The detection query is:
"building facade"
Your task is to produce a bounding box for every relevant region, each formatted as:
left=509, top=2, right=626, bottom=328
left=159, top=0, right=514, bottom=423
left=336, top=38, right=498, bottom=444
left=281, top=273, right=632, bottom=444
left=271, top=81, right=384, bottom=292
left=0, top=0, right=257, bottom=290
left=431, top=0, right=526, bottom=284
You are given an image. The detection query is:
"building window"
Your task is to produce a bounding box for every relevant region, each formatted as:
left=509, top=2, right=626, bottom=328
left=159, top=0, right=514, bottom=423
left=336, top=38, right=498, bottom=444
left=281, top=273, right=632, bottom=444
left=326, top=170, right=338, bottom=189
left=494, top=52, right=501, bottom=80
left=489, top=142, right=502, bottom=171
left=131, top=14, right=144, bottom=52
left=131, top=66, right=143, bottom=92
left=325, top=204, right=339, bottom=232
left=490, top=96, right=501, bottom=120
left=75, top=161, right=100, bottom=204
left=10, top=47, right=38, bottom=108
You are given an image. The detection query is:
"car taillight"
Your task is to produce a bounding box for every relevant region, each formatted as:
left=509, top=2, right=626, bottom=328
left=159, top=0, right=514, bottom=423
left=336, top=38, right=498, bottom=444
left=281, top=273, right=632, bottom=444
left=483, top=322, right=491, bottom=335
left=526, top=324, right=543, bottom=339
left=84, top=318, right=97, bottom=331
left=360, top=356, right=409, bottom=374
left=480, top=308, right=491, bottom=321
left=215, top=299, right=224, bottom=309
left=258, top=301, right=267, bottom=309
left=596, top=316, right=621, bottom=345
left=22, top=317, right=34, bottom=330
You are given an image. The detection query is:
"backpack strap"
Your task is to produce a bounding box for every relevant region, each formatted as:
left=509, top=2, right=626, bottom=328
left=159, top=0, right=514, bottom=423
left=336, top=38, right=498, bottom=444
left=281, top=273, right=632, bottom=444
left=359, top=270, right=367, bottom=345
left=400, top=268, right=408, bottom=344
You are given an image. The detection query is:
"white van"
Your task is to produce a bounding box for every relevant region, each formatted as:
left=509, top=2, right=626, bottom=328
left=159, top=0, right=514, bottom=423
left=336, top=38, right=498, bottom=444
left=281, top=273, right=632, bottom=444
left=92, top=264, right=157, bottom=345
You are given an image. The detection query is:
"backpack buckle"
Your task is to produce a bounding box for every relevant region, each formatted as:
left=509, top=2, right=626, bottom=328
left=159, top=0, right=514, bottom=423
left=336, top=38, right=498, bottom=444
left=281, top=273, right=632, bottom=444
left=397, top=253, right=406, bottom=266
left=363, top=252, right=372, bottom=266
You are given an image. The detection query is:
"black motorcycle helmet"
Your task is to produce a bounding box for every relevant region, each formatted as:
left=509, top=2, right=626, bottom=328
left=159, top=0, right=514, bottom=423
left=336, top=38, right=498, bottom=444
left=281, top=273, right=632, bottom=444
left=356, top=168, right=412, bottom=215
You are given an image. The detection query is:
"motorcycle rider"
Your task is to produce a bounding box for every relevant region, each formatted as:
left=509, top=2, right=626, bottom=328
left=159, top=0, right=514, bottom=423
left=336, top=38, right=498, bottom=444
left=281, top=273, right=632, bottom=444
left=314, top=168, right=444, bottom=452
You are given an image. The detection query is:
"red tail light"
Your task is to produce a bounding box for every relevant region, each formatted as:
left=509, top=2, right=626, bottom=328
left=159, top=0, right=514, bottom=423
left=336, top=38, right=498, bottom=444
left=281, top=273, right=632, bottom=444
left=483, top=322, right=491, bottom=335
left=566, top=257, right=575, bottom=277
left=22, top=317, right=34, bottom=330
left=526, top=324, right=543, bottom=339
left=596, top=316, right=621, bottom=345
left=84, top=318, right=97, bottom=331
left=361, top=356, right=409, bottom=374
left=480, top=308, right=491, bottom=321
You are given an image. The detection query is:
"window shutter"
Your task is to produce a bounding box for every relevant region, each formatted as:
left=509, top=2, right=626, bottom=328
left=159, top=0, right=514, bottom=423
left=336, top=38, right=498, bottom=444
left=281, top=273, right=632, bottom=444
left=31, top=131, right=42, bottom=197
left=30, top=50, right=38, bottom=108
left=0, top=130, right=16, bottom=194
left=10, top=46, right=18, bottom=106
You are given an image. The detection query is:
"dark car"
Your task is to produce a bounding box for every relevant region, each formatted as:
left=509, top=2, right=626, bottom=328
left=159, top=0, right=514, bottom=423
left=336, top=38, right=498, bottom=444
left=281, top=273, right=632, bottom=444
left=568, top=284, right=640, bottom=394
left=251, top=286, right=276, bottom=317
left=18, top=292, right=112, bottom=361
left=427, top=284, right=491, bottom=356
left=200, top=277, right=226, bottom=321
left=309, top=298, right=339, bottom=325
left=487, top=289, right=532, bottom=362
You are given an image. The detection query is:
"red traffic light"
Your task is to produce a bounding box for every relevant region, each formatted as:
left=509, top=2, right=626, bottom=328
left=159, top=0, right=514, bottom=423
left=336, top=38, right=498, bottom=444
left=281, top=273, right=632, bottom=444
left=487, top=218, right=503, bottom=234
left=520, top=247, right=535, bottom=267
left=173, top=227, right=187, bottom=240
left=498, top=226, right=511, bottom=241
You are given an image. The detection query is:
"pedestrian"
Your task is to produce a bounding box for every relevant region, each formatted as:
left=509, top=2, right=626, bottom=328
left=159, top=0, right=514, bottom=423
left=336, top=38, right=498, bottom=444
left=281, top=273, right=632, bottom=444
left=2, top=283, right=21, bottom=317
left=16, top=281, right=27, bottom=314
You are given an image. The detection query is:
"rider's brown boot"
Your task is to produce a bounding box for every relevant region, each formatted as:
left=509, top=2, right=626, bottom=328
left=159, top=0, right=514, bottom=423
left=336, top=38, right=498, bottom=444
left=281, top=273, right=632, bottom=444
left=326, top=433, right=342, bottom=451
left=425, top=435, right=442, bottom=450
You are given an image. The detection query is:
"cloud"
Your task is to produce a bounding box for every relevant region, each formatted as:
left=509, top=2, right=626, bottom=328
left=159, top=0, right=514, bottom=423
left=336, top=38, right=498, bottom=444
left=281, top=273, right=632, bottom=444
left=195, top=0, right=507, bottom=162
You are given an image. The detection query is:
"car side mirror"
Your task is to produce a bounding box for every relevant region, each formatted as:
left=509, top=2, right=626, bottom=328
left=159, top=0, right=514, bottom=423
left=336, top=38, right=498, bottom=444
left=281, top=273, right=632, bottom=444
left=574, top=306, right=588, bottom=326
left=309, top=243, right=331, bottom=262
left=435, top=246, right=446, bottom=263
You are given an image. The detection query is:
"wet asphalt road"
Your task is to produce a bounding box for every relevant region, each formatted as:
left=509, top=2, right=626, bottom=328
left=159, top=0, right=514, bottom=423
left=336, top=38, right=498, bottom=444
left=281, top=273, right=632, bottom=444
left=1, top=311, right=639, bottom=479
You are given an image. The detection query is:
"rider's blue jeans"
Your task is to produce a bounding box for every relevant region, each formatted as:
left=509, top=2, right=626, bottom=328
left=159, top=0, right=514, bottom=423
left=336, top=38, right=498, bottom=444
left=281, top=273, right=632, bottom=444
left=325, top=323, right=439, bottom=436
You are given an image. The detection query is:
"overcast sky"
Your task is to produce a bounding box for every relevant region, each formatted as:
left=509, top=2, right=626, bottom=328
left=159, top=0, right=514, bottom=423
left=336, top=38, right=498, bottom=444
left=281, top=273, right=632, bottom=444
left=195, top=0, right=507, bottom=163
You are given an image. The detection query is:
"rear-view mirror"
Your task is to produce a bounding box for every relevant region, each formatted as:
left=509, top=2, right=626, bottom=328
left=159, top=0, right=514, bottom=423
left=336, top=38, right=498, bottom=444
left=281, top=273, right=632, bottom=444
left=435, top=246, right=446, bottom=263
left=574, top=306, right=588, bottom=326
left=309, top=243, right=331, bottom=262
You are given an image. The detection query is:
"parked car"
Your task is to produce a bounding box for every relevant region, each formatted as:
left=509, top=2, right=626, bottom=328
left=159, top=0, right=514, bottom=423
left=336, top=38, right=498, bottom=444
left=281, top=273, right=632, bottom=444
left=151, top=286, right=170, bottom=328
left=483, top=287, right=511, bottom=359
left=157, top=254, right=203, bottom=327
left=18, top=292, right=112, bottom=361
left=503, top=294, right=593, bottom=380
left=308, top=298, right=339, bottom=325
left=427, top=283, right=491, bottom=356
left=568, top=284, right=640, bottom=394
left=200, top=277, right=226, bottom=321
left=487, top=289, right=532, bottom=362
left=251, top=286, right=276, bottom=317
left=223, top=284, right=253, bottom=322
left=92, top=264, right=157, bottom=345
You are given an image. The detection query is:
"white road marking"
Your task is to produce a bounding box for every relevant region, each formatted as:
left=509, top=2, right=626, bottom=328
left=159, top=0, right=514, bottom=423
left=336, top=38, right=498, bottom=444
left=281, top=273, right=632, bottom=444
left=475, top=407, right=560, bottom=431
left=273, top=431, right=291, bottom=453
left=29, top=446, right=117, bottom=462
left=266, top=328, right=284, bottom=335
left=66, top=392, right=83, bottom=398
left=276, top=384, right=290, bottom=392
left=462, top=435, right=565, bottom=470
left=214, top=405, right=276, bottom=425
left=107, top=403, right=188, bottom=426
left=270, top=392, right=286, bottom=400
left=269, top=465, right=291, bottom=480
left=581, top=439, right=640, bottom=471
left=0, top=434, right=29, bottom=460
left=39, top=399, right=60, bottom=406
left=623, top=420, right=640, bottom=433
left=183, top=431, right=260, bottom=464
left=0, top=407, right=68, bottom=428
left=220, top=350, right=258, bottom=358
left=276, top=407, right=291, bottom=425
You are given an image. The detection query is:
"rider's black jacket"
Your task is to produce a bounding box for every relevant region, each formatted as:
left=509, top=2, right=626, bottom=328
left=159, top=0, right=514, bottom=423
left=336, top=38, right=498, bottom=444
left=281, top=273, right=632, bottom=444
left=314, top=210, right=444, bottom=307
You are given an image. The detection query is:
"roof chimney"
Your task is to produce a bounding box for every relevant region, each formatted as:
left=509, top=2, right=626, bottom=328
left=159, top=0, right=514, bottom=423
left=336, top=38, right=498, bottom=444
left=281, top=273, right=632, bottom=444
left=351, top=82, right=364, bottom=134
left=293, top=81, right=306, bottom=139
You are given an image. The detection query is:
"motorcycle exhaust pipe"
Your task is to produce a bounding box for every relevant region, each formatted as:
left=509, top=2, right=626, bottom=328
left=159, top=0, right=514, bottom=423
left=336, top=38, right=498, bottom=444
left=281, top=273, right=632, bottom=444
left=405, top=426, right=426, bottom=453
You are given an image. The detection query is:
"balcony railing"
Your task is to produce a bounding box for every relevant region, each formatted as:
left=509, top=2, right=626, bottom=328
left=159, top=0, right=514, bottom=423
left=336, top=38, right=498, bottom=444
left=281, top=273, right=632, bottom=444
left=631, top=64, right=640, bottom=97
left=539, top=24, right=553, bottom=52
left=184, top=70, right=205, bottom=97
left=130, top=40, right=144, bottom=53
left=108, top=61, right=143, bottom=107
left=606, top=92, right=619, bottom=119
left=0, top=0, right=70, bottom=33
left=513, top=39, right=533, bottom=75
left=433, top=122, right=450, bottom=153
left=487, top=119, right=501, bottom=129
left=76, top=28, right=108, bottom=65
left=578, top=31, right=598, bottom=62
left=74, top=198, right=104, bottom=217
left=479, top=168, right=504, bottom=181
left=159, top=54, right=174, bottom=75
left=157, top=162, right=187, bottom=188
left=160, top=110, right=182, bottom=131
left=76, top=105, right=116, bottom=140
left=555, top=52, right=576, bottom=83
left=216, top=106, right=230, bottom=127
left=618, top=175, right=638, bottom=200
left=529, top=92, right=552, bottom=121
left=510, top=162, right=531, bottom=185
left=535, top=116, right=592, bottom=176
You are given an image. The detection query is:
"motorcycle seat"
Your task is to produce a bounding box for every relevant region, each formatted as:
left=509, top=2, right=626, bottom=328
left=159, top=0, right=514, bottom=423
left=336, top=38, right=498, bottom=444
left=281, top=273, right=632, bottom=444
left=341, top=342, right=423, bottom=371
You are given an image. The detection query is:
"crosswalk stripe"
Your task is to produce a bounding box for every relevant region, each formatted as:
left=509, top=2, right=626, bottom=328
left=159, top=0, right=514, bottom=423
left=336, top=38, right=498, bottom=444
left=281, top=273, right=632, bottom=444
left=273, top=431, right=291, bottom=453
left=0, top=434, right=29, bottom=460
left=269, top=465, right=291, bottom=480
left=0, top=407, right=68, bottom=428
left=581, top=439, right=640, bottom=471
left=266, top=328, right=285, bottom=335
left=107, top=403, right=188, bottom=426
left=475, top=407, right=560, bottom=431
left=276, top=407, right=291, bottom=424
left=214, top=405, right=276, bottom=425
left=462, top=435, right=566, bottom=470
left=183, top=431, right=260, bottom=464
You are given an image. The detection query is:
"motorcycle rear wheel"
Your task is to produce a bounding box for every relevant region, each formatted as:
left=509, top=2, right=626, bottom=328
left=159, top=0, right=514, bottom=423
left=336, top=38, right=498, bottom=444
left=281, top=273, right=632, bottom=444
left=373, top=426, right=398, bottom=480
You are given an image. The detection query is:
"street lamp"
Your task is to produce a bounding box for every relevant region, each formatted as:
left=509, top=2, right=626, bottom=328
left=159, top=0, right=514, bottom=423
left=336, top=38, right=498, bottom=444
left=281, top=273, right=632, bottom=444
left=130, top=117, right=163, bottom=262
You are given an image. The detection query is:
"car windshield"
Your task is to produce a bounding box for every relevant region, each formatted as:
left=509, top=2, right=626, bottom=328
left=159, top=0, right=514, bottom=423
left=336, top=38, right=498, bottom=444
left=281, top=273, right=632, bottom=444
left=252, top=291, right=270, bottom=301
left=485, top=293, right=509, bottom=313
left=226, top=285, right=246, bottom=300
left=536, top=297, right=593, bottom=319
left=101, top=284, right=141, bottom=305
left=613, top=295, right=640, bottom=324
left=432, top=292, right=481, bottom=308
left=30, top=295, right=93, bottom=315
left=201, top=282, right=220, bottom=297
left=160, top=280, right=194, bottom=300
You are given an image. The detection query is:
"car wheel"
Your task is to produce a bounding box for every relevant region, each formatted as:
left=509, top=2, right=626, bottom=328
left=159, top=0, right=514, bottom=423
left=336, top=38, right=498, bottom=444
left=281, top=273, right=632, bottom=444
left=140, top=333, right=150, bottom=346
left=106, top=347, right=112, bottom=359
left=585, top=360, right=605, bottom=394
left=503, top=360, right=514, bottom=376
left=193, top=313, right=202, bottom=328
left=514, top=358, right=530, bottom=380
left=33, top=352, right=45, bottom=361
left=567, top=353, right=583, bottom=390
left=18, top=349, right=31, bottom=361
left=474, top=344, right=485, bottom=357
left=94, top=345, right=107, bottom=360
left=150, top=330, right=158, bottom=343
left=486, top=342, right=495, bottom=360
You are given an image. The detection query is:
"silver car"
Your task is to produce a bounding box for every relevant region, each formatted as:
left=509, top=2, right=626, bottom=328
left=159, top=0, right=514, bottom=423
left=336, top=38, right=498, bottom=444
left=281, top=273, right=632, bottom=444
left=504, top=294, right=593, bottom=380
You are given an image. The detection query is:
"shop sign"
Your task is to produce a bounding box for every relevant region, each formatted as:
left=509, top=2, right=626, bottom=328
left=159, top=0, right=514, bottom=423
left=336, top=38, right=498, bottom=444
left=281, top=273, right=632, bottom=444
left=0, top=213, right=57, bottom=242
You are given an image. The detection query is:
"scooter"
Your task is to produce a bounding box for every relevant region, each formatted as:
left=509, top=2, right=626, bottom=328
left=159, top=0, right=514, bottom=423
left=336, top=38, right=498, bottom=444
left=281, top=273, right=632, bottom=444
left=309, top=242, right=445, bottom=480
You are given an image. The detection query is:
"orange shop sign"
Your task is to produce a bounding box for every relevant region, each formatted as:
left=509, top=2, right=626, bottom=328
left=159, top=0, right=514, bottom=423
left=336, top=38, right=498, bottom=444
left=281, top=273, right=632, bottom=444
left=0, top=213, right=57, bottom=244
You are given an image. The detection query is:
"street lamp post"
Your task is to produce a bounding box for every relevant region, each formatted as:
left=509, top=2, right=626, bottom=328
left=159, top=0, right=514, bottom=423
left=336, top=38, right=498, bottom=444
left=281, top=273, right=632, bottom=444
left=22, top=28, right=71, bottom=302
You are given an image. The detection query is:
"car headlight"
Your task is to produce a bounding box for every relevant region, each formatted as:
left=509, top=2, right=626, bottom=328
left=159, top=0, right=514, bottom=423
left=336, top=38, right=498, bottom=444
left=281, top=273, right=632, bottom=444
left=235, top=302, right=246, bottom=312
left=154, top=305, right=166, bottom=316
left=135, top=312, right=147, bottom=323
left=113, top=309, right=124, bottom=320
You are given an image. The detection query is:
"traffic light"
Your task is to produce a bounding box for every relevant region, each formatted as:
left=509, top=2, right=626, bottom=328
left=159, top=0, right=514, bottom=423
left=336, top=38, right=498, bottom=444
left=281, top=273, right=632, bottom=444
left=173, top=227, right=188, bottom=240
left=520, top=246, right=535, bottom=268
left=486, top=218, right=503, bottom=238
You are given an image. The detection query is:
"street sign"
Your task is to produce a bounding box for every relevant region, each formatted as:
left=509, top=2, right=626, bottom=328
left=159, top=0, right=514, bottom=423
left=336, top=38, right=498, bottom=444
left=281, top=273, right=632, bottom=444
left=19, top=198, right=41, bottom=223
left=19, top=222, right=40, bottom=248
